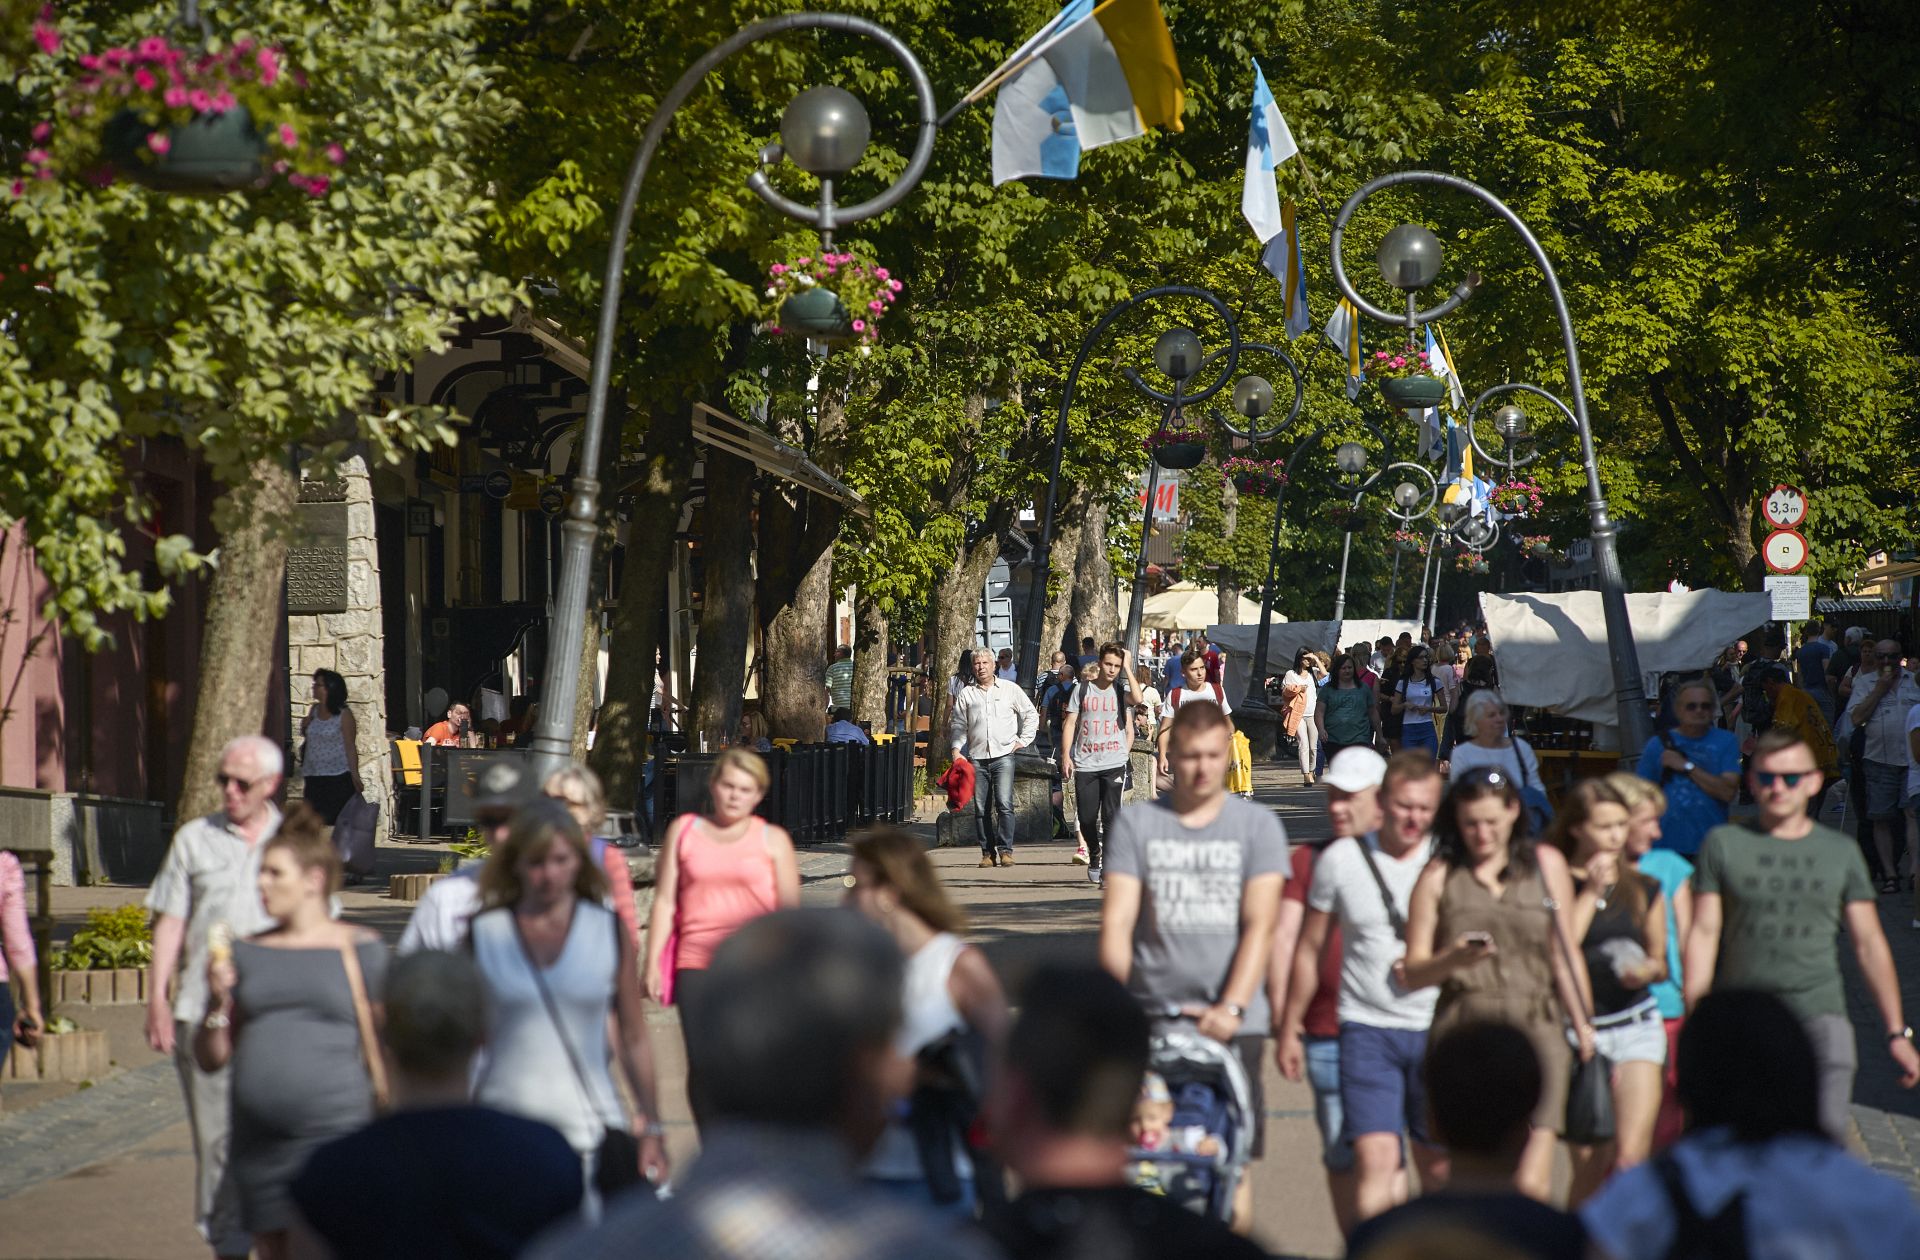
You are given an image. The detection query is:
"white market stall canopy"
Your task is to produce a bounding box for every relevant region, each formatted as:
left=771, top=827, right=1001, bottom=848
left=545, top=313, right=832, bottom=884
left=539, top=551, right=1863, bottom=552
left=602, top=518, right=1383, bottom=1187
left=1142, top=582, right=1288, bottom=631
left=1479, top=590, right=1773, bottom=726
left=1205, top=618, right=1424, bottom=698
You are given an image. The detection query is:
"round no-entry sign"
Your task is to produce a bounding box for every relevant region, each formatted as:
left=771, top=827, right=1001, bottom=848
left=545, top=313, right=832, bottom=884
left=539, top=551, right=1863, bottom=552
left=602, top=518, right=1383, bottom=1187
left=1763, top=528, right=1809, bottom=574
left=1762, top=484, right=1807, bottom=529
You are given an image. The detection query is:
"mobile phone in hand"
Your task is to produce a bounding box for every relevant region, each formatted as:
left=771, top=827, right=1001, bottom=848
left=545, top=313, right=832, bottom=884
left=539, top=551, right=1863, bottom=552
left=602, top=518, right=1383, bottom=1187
left=1462, top=931, right=1494, bottom=950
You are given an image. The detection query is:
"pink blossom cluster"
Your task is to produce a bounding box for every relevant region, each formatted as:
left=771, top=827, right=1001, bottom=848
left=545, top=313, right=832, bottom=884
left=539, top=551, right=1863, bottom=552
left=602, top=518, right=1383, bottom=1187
left=1221, top=456, right=1286, bottom=496
left=1368, top=348, right=1433, bottom=379
left=765, top=250, right=902, bottom=343
left=1490, top=479, right=1546, bottom=516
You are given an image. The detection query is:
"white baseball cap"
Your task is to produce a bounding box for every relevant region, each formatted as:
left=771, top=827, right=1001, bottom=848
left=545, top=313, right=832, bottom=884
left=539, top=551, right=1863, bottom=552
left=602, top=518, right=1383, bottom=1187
left=1322, top=746, right=1387, bottom=793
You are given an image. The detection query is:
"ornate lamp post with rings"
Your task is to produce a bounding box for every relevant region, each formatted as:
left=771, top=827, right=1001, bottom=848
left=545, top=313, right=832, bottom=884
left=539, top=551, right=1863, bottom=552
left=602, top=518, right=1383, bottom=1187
left=1235, top=419, right=1394, bottom=759
left=524, top=14, right=938, bottom=779
left=1016, top=288, right=1308, bottom=688
left=1366, top=462, right=1441, bottom=621
left=1328, top=171, right=1651, bottom=751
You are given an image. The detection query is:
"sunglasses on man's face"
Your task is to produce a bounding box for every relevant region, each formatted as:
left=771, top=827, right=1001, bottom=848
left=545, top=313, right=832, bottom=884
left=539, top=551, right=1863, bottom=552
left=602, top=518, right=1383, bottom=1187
left=1753, top=770, right=1815, bottom=789
left=216, top=772, right=261, bottom=793
left=1679, top=701, right=1714, bottom=711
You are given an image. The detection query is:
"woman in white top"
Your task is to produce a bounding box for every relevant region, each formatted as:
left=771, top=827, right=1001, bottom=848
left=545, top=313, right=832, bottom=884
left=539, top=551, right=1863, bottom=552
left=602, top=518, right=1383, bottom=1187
left=1280, top=647, right=1326, bottom=786
left=299, top=669, right=360, bottom=825
left=846, top=827, right=1009, bottom=1217
left=1393, top=644, right=1444, bottom=758
left=1443, top=688, right=1543, bottom=791
left=470, top=799, right=668, bottom=1201
left=1431, top=640, right=1470, bottom=718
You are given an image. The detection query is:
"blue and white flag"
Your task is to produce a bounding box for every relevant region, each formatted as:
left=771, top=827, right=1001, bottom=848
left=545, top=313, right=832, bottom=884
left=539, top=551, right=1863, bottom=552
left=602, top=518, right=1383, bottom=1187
left=1259, top=200, right=1311, bottom=339
left=1240, top=58, right=1298, bottom=243
left=1323, top=298, right=1363, bottom=401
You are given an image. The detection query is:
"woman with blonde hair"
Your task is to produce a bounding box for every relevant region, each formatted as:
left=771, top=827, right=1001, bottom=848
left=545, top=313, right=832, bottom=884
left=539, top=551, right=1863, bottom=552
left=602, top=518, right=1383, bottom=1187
left=845, top=827, right=1009, bottom=1214
left=645, top=746, right=799, bottom=1020
left=470, top=798, right=668, bottom=1198
left=543, top=764, right=640, bottom=951
left=195, top=805, right=385, bottom=1259
left=1543, top=778, right=1668, bottom=1202
left=1607, top=772, right=1692, bottom=1151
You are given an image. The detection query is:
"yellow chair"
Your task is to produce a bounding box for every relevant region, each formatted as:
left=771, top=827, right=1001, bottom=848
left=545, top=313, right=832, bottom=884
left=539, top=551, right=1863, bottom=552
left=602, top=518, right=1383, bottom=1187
left=394, top=739, right=424, bottom=787
left=873, top=732, right=895, bottom=745
left=772, top=737, right=798, bottom=751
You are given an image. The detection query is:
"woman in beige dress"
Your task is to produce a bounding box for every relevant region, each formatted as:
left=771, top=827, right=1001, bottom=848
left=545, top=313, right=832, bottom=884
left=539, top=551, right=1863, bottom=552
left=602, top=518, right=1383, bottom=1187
left=1403, top=765, right=1596, bottom=1201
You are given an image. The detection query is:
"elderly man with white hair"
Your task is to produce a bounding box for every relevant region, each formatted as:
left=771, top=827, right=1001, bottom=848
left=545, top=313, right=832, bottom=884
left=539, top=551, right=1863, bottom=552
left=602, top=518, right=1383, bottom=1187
left=145, top=733, right=287, bottom=1260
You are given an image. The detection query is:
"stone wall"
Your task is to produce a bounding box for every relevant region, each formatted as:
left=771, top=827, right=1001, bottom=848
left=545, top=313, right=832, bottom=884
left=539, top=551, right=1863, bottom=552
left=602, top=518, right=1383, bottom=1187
left=287, top=455, right=389, bottom=821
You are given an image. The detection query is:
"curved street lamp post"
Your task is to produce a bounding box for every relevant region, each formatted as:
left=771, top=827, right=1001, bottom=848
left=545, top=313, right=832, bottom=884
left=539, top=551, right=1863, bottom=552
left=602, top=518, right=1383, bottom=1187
left=1329, top=171, right=1652, bottom=752
left=523, top=14, right=938, bottom=780
left=1334, top=460, right=1437, bottom=622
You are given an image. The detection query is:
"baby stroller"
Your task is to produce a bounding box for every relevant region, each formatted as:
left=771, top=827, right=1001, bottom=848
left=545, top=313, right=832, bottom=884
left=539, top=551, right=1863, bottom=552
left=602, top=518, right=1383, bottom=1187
left=1125, top=1004, right=1257, bottom=1223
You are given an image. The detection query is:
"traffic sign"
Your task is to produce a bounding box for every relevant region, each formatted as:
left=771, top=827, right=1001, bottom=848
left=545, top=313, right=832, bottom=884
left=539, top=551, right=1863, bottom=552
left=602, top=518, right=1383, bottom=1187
left=1764, top=574, right=1811, bottom=622
left=1762, top=484, right=1807, bottom=529
left=483, top=470, right=513, bottom=501
left=1763, top=528, right=1808, bottom=574
left=539, top=485, right=566, bottom=517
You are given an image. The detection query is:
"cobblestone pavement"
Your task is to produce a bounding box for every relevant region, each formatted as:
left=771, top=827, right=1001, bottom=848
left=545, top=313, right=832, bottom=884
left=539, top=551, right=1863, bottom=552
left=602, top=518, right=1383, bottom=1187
left=4, top=762, right=1917, bottom=1257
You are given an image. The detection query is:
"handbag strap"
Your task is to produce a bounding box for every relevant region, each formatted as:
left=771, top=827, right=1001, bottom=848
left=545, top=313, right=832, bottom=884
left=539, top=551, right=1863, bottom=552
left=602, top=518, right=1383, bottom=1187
left=511, top=908, right=620, bottom=1136
left=336, top=938, right=390, bottom=1111
left=1542, top=883, right=1597, bottom=1027
left=1353, top=835, right=1410, bottom=940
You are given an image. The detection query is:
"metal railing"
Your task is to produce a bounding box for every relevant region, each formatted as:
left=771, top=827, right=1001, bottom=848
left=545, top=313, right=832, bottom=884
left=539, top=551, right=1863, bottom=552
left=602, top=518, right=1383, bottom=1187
left=652, top=737, right=916, bottom=845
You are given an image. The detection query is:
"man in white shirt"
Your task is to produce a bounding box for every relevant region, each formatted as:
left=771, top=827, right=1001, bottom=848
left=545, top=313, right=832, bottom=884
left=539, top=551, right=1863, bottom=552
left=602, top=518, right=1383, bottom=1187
left=1848, top=638, right=1920, bottom=891
left=1278, top=749, right=1447, bottom=1225
left=949, top=645, right=1039, bottom=868
left=995, top=647, right=1019, bottom=682
left=398, top=761, right=536, bottom=953
left=1156, top=651, right=1232, bottom=781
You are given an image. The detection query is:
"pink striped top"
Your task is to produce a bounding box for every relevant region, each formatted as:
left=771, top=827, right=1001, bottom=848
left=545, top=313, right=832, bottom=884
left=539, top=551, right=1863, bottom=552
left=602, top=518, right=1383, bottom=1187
left=0, top=852, right=36, bottom=985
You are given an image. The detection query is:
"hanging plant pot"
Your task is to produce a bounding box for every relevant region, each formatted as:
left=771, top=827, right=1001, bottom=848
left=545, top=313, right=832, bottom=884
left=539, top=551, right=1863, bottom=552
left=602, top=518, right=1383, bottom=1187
left=102, top=105, right=265, bottom=195
left=1151, top=441, right=1206, bottom=470
left=1393, top=537, right=1424, bottom=555
left=1528, top=541, right=1552, bottom=559
left=1378, top=375, right=1448, bottom=408
left=775, top=285, right=855, bottom=343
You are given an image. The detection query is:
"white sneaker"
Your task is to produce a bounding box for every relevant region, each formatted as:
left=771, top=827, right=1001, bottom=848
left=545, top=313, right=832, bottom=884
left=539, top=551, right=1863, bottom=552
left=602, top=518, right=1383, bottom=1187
left=1072, top=840, right=1090, bottom=865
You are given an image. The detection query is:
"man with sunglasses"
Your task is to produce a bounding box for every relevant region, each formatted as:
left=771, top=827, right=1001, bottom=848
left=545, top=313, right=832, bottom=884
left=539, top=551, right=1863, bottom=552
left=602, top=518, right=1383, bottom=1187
left=144, top=735, right=287, bottom=1260
left=1636, top=678, right=1741, bottom=856
left=1684, top=729, right=1920, bottom=1141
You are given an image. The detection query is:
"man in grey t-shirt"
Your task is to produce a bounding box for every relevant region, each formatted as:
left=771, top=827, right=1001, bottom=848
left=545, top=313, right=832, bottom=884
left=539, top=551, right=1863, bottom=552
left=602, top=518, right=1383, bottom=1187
left=1061, top=642, right=1136, bottom=886
left=1101, top=699, right=1286, bottom=1230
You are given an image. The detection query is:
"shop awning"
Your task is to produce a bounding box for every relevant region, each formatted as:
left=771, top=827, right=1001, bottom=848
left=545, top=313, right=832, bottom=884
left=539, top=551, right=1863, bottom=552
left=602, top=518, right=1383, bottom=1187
left=508, top=310, right=866, bottom=518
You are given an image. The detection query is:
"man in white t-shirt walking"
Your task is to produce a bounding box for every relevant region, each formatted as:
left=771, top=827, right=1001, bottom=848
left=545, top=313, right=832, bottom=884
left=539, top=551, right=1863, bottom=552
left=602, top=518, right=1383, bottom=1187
left=1278, top=750, right=1447, bottom=1225
left=1061, top=642, right=1135, bottom=887
left=1156, top=650, right=1232, bottom=782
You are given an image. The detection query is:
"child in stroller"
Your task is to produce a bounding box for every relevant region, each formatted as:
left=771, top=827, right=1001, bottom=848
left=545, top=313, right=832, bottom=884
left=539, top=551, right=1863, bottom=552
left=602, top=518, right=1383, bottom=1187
left=1125, top=1026, right=1256, bottom=1222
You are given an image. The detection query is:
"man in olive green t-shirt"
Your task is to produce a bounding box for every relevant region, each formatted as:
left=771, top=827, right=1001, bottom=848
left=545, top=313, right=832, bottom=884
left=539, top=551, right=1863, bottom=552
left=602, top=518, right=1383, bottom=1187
left=1685, top=729, right=1920, bottom=1139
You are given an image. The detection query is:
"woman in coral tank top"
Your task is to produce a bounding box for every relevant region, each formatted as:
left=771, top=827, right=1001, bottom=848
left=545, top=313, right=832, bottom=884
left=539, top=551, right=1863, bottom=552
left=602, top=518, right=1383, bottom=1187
left=644, top=747, right=800, bottom=1022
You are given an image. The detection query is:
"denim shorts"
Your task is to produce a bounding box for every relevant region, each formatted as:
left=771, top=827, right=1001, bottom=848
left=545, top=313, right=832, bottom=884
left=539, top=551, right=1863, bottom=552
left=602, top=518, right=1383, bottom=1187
left=1304, top=1035, right=1354, bottom=1172
left=1567, top=998, right=1667, bottom=1065
left=1338, top=1022, right=1432, bottom=1147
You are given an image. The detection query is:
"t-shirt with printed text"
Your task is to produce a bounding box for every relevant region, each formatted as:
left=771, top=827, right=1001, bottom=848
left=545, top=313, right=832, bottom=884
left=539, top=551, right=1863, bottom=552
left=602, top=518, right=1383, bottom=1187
left=1692, top=821, right=1875, bottom=1021
left=1067, top=679, right=1132, bottom=773
left=1105, top=795, right=1289, bottom=1030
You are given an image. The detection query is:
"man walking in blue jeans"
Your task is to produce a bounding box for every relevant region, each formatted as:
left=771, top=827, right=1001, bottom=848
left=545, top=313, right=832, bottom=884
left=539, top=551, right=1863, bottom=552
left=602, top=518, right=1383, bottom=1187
left=951, top=645, right=1039, bottom=868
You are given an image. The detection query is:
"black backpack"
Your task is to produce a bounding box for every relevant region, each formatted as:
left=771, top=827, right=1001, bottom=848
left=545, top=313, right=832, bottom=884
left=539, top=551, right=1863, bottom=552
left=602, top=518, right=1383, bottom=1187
left=1653, top=1152, right=1747, bottom=1259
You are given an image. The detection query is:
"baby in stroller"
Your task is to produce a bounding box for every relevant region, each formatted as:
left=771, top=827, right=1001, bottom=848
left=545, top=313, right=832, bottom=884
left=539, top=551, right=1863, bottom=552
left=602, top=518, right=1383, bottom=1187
left=1127, top=1036, right=1251, bottom=1222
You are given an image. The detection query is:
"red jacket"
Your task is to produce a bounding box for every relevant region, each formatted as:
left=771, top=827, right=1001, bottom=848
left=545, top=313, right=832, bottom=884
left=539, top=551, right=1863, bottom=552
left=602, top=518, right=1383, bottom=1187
left=937, top=757, right=976, bottom=812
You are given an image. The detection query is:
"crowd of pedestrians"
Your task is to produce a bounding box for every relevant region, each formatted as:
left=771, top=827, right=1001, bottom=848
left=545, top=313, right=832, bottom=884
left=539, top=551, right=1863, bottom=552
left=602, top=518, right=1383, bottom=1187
left=103, top=616, right=1920, bottom=1260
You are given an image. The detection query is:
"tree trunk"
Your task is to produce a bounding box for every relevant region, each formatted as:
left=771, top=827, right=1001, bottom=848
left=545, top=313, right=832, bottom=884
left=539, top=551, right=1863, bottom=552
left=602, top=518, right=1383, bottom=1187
left=852, top=593, right=889, bottom=729
left=1217, top=478, right=1241, bottom=626
left=589, top=403, right=696, bottom=811
left=689, top=447, right=757, bottom=744
left=177, top=458, right=298, bottom=821
left=757, top=390, right=849, bottom=744
left=1073, top=497, right=1119, bottom=647
left=925, top=504, right=1015, bottom=775
left=1038, top=482, right=1088, bottom=666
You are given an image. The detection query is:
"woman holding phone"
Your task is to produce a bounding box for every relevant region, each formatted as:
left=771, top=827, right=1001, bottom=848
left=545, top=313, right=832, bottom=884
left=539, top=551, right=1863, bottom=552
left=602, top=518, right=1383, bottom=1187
left=1403, top=766, right=1596, bottom=1200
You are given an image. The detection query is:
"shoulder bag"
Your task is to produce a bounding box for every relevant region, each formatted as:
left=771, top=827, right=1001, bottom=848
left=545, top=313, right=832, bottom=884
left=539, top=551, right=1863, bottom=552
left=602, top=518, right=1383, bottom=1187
left=512, top=910, right=648, bottom=1200
left=336, top=939, right=390, bottom=1112
left=1545, top=890, right=1615, bottom=1145
left=656, top=815, right=697, bottom=1007
left=1353, top=836, right=1412, bottom=941
left=1511, top=742, right=1554, bottom=834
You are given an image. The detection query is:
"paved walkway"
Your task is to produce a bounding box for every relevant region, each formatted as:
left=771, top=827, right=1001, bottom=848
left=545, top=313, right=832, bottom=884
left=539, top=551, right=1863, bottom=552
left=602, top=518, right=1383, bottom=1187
left=4, top=765, right=1918, bottom=1257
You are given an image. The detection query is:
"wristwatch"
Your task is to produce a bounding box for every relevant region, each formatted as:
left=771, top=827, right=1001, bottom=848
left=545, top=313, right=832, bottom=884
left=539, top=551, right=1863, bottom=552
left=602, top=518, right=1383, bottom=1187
left=202, top=1011, right=230, bottom=1031
left=1682, top=760, right=1696, bottom=775
left=1889, top=1026, right=1914, bottom=1045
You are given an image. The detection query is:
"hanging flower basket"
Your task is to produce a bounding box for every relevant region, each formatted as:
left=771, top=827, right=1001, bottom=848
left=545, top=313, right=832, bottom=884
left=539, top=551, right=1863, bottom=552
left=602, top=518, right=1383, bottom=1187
left=1520, top=534, right=1553, bottom=559
left=1144, top=428, right=1206, bottom=470
left=1490, top=479, right=1546, bottom=517
left=1222, top=457, right=1285, bottom=498
left=766, top=252, right=899, bottom=347
left=21, top=32, right=342, bottom=197
left=1369, top=348, right=1447, bottom=408
left=1391, top=530, right=1427, bottom=555
left=1454, top=553, right=1490, bottom=574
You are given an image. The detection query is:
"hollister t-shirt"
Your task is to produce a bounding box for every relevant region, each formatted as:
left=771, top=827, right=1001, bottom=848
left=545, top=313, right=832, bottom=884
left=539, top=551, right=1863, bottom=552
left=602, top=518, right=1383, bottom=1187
left=1067, top=679, right=1131, bottom=772
left=1104, top=795, right=1289, bottom=1029
left=1693, top=822, right=1875, bottom=1020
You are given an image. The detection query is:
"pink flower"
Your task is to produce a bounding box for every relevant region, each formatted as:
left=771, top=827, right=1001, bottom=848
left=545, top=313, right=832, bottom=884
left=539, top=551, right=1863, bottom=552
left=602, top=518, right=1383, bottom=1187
left=31, top=122, right=51, bottom=142
left=104, top=47, right=130, bottom=67
left=278, top=123, right=298, bottom=148
left=887, top=279, right=902, bottom=292
left=137, top=36, right=169, bottom=59
left=78, top=54, right=100, bottom=70
left=852, top=319, right=866, bottom=332
left=798, top=256, right=811, bottom=266
left=770, top=263, right=787, bottom=274
left=164, top=87, right=189, bottom=108
left=187, top=89, right=211, bottom=112
left=324, top=143, right=345, bottom=166
left=874, top=267, right=889, bottom=280
left=148, top=132, right=170, bottom=154
left=303, top=175, right=330, bottom=197
left=868, top=300, right=883, bottom=312
left=8, top=180, right=22, bottom=198
left=258, top=47, right=281, bottom=86
left=32, top=20, right=59, bottom=55
left=24, top=149, right=48, bottom=166
left=211, top=91, right=235, bottom=112
left=134, top=68, right=157, bottom=91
